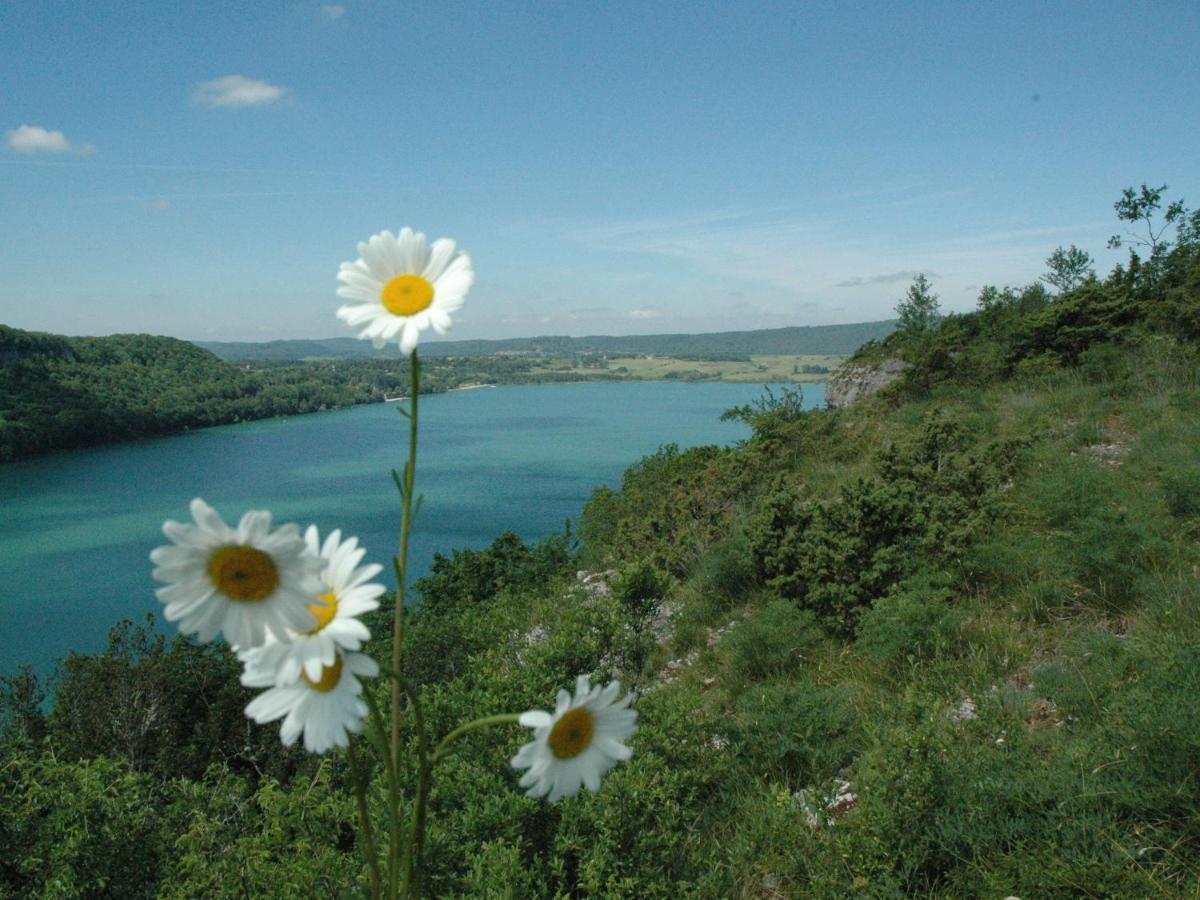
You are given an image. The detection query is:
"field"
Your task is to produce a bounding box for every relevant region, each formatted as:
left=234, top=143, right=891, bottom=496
left=527, top=353, right=845, bottom=383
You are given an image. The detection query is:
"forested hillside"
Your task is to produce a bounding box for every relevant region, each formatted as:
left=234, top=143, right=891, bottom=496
left=2, top=185, right=1199, bottom=896
left=1, top=320, right=861, bottom=462
left=199, top=321, right=896, bottom=362
left=0, top=329, right=581, bottom=462
left=0, top=329, right=400, bottom=462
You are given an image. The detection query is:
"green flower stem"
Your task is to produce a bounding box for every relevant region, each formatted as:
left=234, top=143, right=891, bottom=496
left=388, top=350, right=420, bottom=898
left=432, top=714, right=523, bottom=764
left=361, top=690, right=402, bottom=898
left=363, top=689, right=397, bottom=798
left=347, top=742, right=383, bottom=900
left=391, top=350, right=420, bottom=767
left=397, top=677, right=430, bottom=899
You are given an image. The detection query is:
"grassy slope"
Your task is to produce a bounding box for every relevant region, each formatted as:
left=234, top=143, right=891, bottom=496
left=369, top=328, right=1199, bottom=897
left=626, top=342, right=1200, bottom=896
left=527, top=353, right=844, bottom=382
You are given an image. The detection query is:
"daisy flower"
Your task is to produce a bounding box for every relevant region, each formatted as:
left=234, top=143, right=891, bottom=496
left=243, top=651, right=379, bottom=753
left=336, top=227, right=474, bottom=354
left=511, top=676, right=637, bottom=803
left=150, top=498, right=321, bottom=649
left=238, top=525, right=384, bottom=685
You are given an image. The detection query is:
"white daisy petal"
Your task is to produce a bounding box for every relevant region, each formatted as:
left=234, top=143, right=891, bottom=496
left=511, top=677, right=637, bottom=803
left=359, top=233, right=393, bottom=279
left=336, top=227, right=473, bottom=353
left=399, top=228, right=428, bottom=273
left=243, top=652, right=376, bottom=754
left=238, top=526, right=385, bottom=687
left=519, top=710, right=552, bottom=729
left=149, top=499, right=318, bottom=650
left=336, top=284, right=379, bottom=303
left=399, top=321, right=420, bottom=355
left=423, top=238, right=456, bottom=281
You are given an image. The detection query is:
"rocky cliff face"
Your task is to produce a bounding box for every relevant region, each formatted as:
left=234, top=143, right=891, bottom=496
left=824, top=358, right=908, bottom=408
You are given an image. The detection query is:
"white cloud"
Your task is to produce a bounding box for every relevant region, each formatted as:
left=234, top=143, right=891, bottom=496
left=627, top=308, right=662, bottom=320
left=318, top=4, right=345, bottom=21
left=6, top=124, right=93, bottom=155
left=193, top=75, right=287, bottom=109
left=835, top=270, right=935, bottom=288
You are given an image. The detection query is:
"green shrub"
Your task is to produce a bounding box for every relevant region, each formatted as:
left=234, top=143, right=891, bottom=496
left=0, top=749, right=165, bottom=897
left=856, top=578, right=963, bottom=662
left=612, top=559, right=671, bottom=622
left=722, top=600, right=822, bottom=691
left=45, top=617, right=304, bottom=783
left=751, top=411, right=1005, bottom=634
left=1162, top=465, right=1200, bottom=520
left=693, top=530, right=755, bottom=605
left=731, top=681, right=858, bottom=784
left=579, top=443, right=745, bottom=576
left=161, top=767, right=360, bottom=898
left=1020, top=283, right=1142, bottom=364
left=1078, top=342, right=1132, bottom=386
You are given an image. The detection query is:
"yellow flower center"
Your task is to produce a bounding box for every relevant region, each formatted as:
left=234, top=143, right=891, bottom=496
left=381, top=274, right=434, bottom=316
left=302, top=656, right=344, bottom=693
left=206, top=545, right=279, bottom=603
left=306, top=591, right=338, bottom=634
left=548, top=707, right=595, bottom=760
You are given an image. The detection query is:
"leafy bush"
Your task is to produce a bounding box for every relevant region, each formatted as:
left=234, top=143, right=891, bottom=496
left=1019, top=282, right=1142, bottom=364
left=0, top=749, right=165, bottom=897
left=45, top=617, right=304, bottom=783
left=751, top=412, right=1006, bottom=634
left=692, top=530, right=755, bottom=606
left=856, top=577, right=963, bottom=662
left=611, top=559, right=671, bottom=622
left=579, top=443, right=745, bottom=576
left=731, top=681, right=858, bottom=784
left=1162, top=466, right=1200, bottom=520
left=723, top=601, right=822, bottom=689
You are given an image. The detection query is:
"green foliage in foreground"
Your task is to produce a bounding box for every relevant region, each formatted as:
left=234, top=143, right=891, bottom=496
left=4, top=185, right=1200, bottom=895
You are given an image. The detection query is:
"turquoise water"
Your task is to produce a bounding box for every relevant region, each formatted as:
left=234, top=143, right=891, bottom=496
left=0, top=381, right=823, bottom=678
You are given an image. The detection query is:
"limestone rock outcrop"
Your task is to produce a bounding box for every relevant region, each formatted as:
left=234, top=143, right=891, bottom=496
left=825, top=358, right=908, bottom=408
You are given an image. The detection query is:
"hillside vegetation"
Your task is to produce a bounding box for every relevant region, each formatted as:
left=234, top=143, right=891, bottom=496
left=199, top=321, right=896, bottom=362
left=1, top=323, right=860, bottom=462
left=0, top=328, right=397, bottom=462
left=2, top=185, right=1199, bottom=896
left=0, top=330, right=606, bottom=462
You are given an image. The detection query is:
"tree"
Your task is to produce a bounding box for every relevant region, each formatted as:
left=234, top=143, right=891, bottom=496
left=1041, top=245, right=1094, bottom=294
left=895, top=274, right=941, bottom=334
left=1108, top=183, right=1186, bottom=260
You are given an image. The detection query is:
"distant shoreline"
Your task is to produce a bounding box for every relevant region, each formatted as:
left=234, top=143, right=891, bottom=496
left=446, top=383, right=496, bottom=392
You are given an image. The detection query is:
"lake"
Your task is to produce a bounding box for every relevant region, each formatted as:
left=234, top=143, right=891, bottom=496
left=0, top=380, right=823, bottom=678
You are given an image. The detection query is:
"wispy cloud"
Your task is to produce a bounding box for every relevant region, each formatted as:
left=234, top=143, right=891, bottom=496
left=627, top=308, right=662, bottom=320
left=193, top=75, right=287, bottom=108
left=940, top=223, right=1107, bottom=248
left=81, top=187, right=377, bottom=206
left=6, top=124, right=93, bottom=155
left=568, top=209, right=829, bottom=292
left=318, top=4, right=345, bottom=21
left=835, top=270, right=933, bottom=288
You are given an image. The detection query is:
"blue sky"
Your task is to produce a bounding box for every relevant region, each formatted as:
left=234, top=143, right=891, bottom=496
left=2, top=1, right=1197, bottom=342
